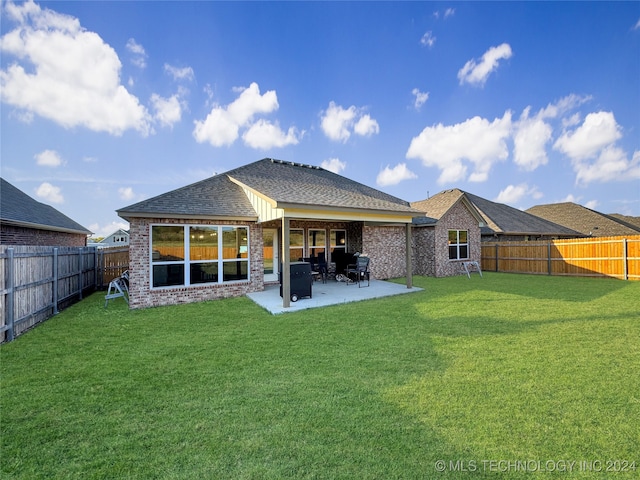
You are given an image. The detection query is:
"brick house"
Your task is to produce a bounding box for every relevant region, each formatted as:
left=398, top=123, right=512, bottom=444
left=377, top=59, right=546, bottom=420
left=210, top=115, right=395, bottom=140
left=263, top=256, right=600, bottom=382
left=1, top=177, right=91, bottom=246
left=411, top=189, right=485, bottom=277
left=117, top=158, right=427, bottom=309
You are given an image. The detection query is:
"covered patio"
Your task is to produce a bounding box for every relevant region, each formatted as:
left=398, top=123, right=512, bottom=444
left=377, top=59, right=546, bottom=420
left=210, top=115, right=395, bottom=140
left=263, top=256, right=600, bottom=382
left=247, top=278, right=423, bottom=314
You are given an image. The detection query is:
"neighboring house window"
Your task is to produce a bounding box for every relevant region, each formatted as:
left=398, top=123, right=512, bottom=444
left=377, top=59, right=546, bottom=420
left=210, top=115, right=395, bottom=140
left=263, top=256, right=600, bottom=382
left=290, top=228, right=304, bottom=262
left=308, top=229, right=326, bottom=259
left=330, top=229, right=346, bottom=262
left=151, top=225, right=248, bottom=288
left=448, top=230, right=468, bottom=260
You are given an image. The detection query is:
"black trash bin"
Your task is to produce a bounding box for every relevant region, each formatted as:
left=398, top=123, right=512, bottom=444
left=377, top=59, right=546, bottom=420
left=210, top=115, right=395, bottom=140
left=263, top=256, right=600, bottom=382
left=279, top=262, right=312, bottom=302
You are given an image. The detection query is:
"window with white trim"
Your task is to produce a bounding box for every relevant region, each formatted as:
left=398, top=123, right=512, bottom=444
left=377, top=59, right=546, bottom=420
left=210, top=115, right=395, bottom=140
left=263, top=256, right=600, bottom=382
left=151, top=225, right=248, bottom=288
left=308, top=229, right=326, bottom=260
left=289, top=229, right=304, bottom=262
left=448, top=230, right=469, bottom=260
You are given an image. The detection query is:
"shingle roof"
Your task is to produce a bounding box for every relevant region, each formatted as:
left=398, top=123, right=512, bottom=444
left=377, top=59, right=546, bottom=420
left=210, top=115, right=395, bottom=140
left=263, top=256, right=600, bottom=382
left=526, top=202, right=640, bottom=237
left=466, top=193, right=581, bottom=236
left=412, top=188, right=581, bottom=237
left=227, top=158, right=418, bottom=214
left=411, top=188, right=466, bottom=219
left=118, top=158, right=420, bottom=220
left=0, top=177, right=91, bottom=234
left=117, top=173, right=258, bottom=220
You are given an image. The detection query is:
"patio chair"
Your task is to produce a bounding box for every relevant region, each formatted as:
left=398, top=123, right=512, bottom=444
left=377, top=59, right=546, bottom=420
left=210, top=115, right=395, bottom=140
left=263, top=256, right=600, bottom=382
left=346, top=255, right=370, bottom=287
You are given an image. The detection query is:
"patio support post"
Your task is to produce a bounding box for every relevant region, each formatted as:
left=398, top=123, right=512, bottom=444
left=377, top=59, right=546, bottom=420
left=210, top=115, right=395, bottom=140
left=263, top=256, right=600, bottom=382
left=406, top=223, right=413, bottom=289
left=282, top=216, right=291, bottom=308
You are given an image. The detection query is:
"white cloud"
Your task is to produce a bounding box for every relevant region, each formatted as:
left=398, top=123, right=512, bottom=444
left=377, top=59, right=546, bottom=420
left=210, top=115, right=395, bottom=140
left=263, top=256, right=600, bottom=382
left=0, top=0, right=152, bottom=136
left=584, top=199, right=600, bottom=210
left=35, top=149, right=64, bottom=167
left=406, top=111, right=512, bottom=184
left=420, top=31, right=436, bottom=48
left=354, top=114, right=379, bottom=137
left=35, top=181, right=63, bottom=203
left=193, top=82, right=281, bottom=147
left=126, top=38, right=146, bottom=68
left=321, top=157, right=346, bottom=174
left=242, top=119, right=302, bottom=149
left=444, top=8, right=455, bottom=18
left=164, top=63, right=194, bottom=82
left=118, top=186, right=136, bottom=201
left=458, top=43, right=512, bottom=86
left=554, top=112, right=639, bottom=185
left=554, top=111, right=622, bottom=160
left=634, top=18, right=640, bottom=30
left=513, top=107, right=553, bottom=171
left=412, top=88, right=429, bottom=110
left=494, top=183, right=541, bottom=205
left=376, top=163, right=417, bottom=187
left=320, top=101, right=379, bottom=142
left=150, top=93, right=183, bottom=128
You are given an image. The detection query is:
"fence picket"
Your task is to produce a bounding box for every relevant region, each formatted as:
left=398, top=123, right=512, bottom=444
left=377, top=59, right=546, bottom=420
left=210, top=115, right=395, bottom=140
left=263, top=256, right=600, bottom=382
left=481, top=235, right=640, bottom=281
left=1, top=245, right=128, bottom=343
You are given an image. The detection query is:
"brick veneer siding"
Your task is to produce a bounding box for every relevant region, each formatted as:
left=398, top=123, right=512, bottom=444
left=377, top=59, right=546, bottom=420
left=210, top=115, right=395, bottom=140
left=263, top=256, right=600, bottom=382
left=1, top=224, right=87, bottom=246
left=362, top=225, right=407, bottom=279
left=128, top=218, right=263, bottom=309
left=412, top=226, right=436, bottom=276
left=434, top=202, right=481, bottom=277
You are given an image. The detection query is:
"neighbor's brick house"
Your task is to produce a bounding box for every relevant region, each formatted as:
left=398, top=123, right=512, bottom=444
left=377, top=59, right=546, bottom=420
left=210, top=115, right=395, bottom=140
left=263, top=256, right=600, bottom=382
left=117, top=159, right=485, bottom=310
left=1, top=177, right=91, bottom=247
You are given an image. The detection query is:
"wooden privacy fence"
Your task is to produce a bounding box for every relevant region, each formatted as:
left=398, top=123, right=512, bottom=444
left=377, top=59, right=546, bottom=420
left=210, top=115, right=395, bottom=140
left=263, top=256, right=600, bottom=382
left=1, top=246, right=129, bottom=343
left=481, top=235, right=640, bottom=280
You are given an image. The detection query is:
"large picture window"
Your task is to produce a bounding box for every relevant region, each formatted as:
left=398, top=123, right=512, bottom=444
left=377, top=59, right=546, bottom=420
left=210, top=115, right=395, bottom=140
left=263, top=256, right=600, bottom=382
left=448, top=230, right=469, bottom=260
left=151, top=225, right=249, bottom=288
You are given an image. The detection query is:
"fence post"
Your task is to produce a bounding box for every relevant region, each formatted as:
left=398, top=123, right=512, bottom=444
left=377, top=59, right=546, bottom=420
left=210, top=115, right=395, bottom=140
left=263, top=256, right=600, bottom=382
left=623, top=238, right=628, bottom=280
left=53, top=248, right=59, bottom=315
left=494, top=243, right=499, bottom=272
left=78, top=249, right=83, bottom=300
left=548, top=242, right=552, bottom=275
left=6, top=248, right=15, bottom=342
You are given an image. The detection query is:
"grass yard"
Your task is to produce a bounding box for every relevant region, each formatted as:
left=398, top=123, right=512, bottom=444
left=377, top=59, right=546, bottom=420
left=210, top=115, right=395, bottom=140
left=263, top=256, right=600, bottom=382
left=1, top=273, right=639, bottom=479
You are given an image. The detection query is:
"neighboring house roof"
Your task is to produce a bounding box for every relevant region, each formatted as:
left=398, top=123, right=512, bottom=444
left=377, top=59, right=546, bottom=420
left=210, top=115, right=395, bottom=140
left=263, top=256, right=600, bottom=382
left=609, top=214, right=640, bottom=230
left=118, top=158, right=420, bottom=221
left=0, top=177, right=92, bottom=235
left=410, top=188, right=484, bottom=226
left=526, top=202, right=640, bottom=237
left=412, top=189, right=581, bottom=237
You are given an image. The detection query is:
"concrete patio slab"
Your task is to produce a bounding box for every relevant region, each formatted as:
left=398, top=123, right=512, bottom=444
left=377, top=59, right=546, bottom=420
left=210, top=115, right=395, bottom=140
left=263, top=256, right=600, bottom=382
left=246, top=279, right=423, bottom=314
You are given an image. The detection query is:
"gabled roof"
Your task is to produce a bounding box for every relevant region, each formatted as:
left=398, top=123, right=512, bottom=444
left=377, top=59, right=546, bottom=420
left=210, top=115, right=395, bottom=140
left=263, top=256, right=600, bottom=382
left=412, top=188, right=581, bottom=237
left=0, top=177, right=91, bottom=235
left=526, top=202, right=640, bottom=237
left=117, top=173, right=258, bottom=220
left=118, top=158, right=420, bottom=221
left=410, top=188, right=484, bottom=225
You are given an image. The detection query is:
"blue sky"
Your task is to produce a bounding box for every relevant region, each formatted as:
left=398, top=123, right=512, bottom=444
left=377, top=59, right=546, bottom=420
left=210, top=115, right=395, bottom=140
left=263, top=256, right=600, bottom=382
left=2, top=1, right=639, bottom=237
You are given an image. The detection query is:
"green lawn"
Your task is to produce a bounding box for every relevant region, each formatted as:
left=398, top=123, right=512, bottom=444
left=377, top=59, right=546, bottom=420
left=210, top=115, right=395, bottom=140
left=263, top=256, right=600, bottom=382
left=1, top=273, right=639, bottom=479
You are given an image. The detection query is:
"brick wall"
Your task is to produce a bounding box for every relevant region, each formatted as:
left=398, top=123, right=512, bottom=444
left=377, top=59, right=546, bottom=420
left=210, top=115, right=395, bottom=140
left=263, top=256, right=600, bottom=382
left=1, top=224, right=87, bottom=246
left=435, top=202, right=481, bottom=277
left=363, top=225, right=407, bottom=279
left=412, top=226, right=436, bottom=276
left=128, top=218, right=263, bottom=309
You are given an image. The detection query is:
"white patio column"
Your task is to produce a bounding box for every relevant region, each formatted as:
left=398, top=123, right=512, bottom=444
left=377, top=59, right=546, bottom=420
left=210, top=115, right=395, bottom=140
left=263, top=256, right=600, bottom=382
left=282, top=216, right=291, bottom=308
